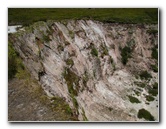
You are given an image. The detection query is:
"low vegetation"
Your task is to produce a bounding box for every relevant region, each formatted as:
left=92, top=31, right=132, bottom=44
left=137, top=108, right=155, bottom=121
left=108, top=107, right=113, bottom=112
left=65, top=58, right=74, bottom=66
left=82, top=71, right=89, bottom=87
left=147, top=82, right=158, bottom=97
left=121, top=46, right=132, bottom=65
left=146, top=95, right=155, bottom=102
left=8, top=41, right=26, bottom=80
left=134, top=90, right=140, bottom=96
left=100, top=44, right=108, bottom=57
left=152, top=82, right=158, bottom=89
left=69, top=30, right=74, bottom=39
left=8, top=8, right=158, bottom=26
left=51, top=97, right=73, bottom=115
left=147, top=29, right=158, bottom=35
left=139, top=70, right=152, bottom=80
left=148, top=88, right=158, bottom=96
left=57, top=44, right=64, bottom=52
left=151, top=64, right=158, bottom=72
left=63, top=68, right=80, bottom=96
left=82, top=108, right=88, bottom=121
left=151, top=46, right=158, bottom=60
left=91, top=47, right=98, bottom=57
left=128, top=95, right=141, bottom=103
left=43, top=34, right=51, bottom=43
left=134, top=82, right=146, bottom=88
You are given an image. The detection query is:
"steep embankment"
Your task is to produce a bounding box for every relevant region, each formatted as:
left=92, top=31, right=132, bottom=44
left=9, top=20, right=158, bottom=121
left=8, top=70, right=78, bottom=121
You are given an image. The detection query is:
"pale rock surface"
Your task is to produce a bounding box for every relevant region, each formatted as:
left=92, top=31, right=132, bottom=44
left=9, top=20, right=158, bottom=121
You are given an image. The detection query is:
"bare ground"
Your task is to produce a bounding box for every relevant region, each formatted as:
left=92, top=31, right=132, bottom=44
left=8, top=77, right=77, bottom=121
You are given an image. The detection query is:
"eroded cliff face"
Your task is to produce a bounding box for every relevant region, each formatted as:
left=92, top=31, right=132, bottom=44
left=9, top=20, right=158, bottom=121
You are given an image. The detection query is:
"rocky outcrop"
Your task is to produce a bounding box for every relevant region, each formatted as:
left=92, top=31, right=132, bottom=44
left=9, top=20, right=158, bottom=121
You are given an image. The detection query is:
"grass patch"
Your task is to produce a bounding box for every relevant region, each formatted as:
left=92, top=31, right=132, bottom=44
left=128, top=95, right=141, bottom=103
left=100, top=44, right=108, bottom=57
left=146, top=95, right=155, bottom=102
left=70, top=95, right=79, bottom=115
left=121, top=46, right=132, bottom=65
left=91, top=47, right=98, bottom=57
left=8, top=8, right=158, bottom=26
left=43, top=34, right=51, bottom=43
left=82, top=71, right=89, bottom=87
left=82, top=108, right=88, bottom=121
left=51, top=97, right=73, bottom=115
left=8, top=40, right=26, bottom=80
left=63, top=68, right=80, bottom=96
left=65, top=58, right=74, bottom=66
left=69, top=30, right=74, bottom=39
left=139, top=70, right=152, bottom=80
left=137, top=108, right=155, bottom=121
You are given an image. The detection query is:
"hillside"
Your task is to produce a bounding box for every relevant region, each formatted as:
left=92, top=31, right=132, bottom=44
left=8, top=19, right=158, bottom=121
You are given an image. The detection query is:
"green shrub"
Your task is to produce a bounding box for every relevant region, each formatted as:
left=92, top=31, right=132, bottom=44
left=128, top=95, right=141, bottom=103
left=82, top=71, right=89, bottom=87
left=121, top=46, right=132, bottom=65
left=66, top=58, right=74, bottom=66
left=57, top=44, right=64, bottom=52
left=135, top=82, right=146, bottom=88
left=127, top=39, right=135, bottom=47
left=151, top=47, right=158, bottom=60
left=139, top=83, right=146, bottom=88
left=65, top=105, right=73, bottom=115
left=152, top=82, right=158, bottom=89
left=134, top=90, right=140, bottom=96
left=147, top=29, right=158, bottom=35
left=137, top=108, right=155, bottom=121
left=8, top=41, right=25, bottom=79
left=151, top=64, right=158, bottom=72
left=108, top=107, right=113, bottom=112
left=69, top=30, right=74, bottom=39
left=146, top=95, right=155, bottom=102
left=101, top=44, right=108, bottom=57
left=91, top=47, right=98, bottom=57
left=8, top=42, right=18, bottom=79
left=148, top=89, right=158, bottom=96
left=109, top=56, right=114, bottom=64
left=139, top=71, right=152, bottom=80
left=43, top=34, right=51, bottom=42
